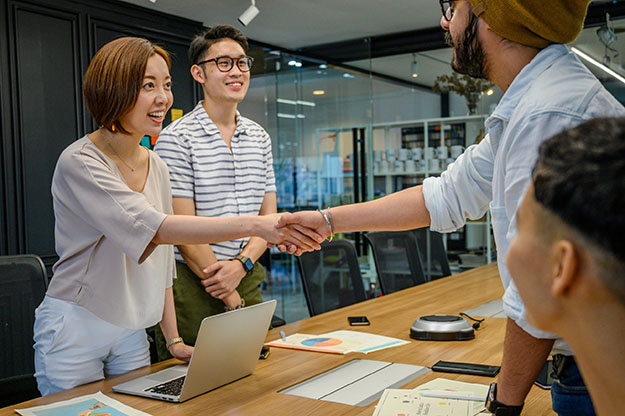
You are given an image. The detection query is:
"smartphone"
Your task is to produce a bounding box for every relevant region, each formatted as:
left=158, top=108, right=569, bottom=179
left=259, top=345, right=271, bottom=360
left=431, top=360, right=500, bottom=377
left=348, top=316, right=370, bottom=326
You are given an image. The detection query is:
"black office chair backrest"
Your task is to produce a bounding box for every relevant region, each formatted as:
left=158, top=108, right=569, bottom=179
left=364, top=231, right=426, bottom=295
left=412, top=228, right=452, bottom=281
left=297, top=239, right=367, bottom=316
left=0, top=254, right=48, bottom=406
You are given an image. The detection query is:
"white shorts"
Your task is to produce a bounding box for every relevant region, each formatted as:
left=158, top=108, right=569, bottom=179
left=33, top=295, right=150, bottom=396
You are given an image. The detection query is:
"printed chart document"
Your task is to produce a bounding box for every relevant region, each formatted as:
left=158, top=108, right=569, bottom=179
left=15, top=391, right=150, bottom=416
left=373, top=389, right=472, bottom=416
left=266, top=330, right=409, bottom=354
left=323, top=330, right=410, bottom=353
left=414, top=378, right=489, bottom=415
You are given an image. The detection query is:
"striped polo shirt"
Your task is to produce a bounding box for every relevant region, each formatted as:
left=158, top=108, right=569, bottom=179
left=154, top=101, right=276, bottom=261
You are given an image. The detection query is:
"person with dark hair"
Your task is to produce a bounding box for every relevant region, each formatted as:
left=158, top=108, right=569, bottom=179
left=33, top=37, right=320, bottom=395
left=508, top=117, right=625, bottom=416
left=276, top=1, right=625, bottom=414
left=153, top=25, right=278, bottom=361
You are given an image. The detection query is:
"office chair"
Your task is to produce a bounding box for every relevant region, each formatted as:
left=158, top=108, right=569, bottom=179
left=364, top=231, right=426, bottom=295
left=412, top=228, right=452, bottom=281
left=297, top=239, right=367, bottom=316
left=0, top=254, right=48, bottom=407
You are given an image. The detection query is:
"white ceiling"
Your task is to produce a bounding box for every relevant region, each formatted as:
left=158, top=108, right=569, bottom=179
left=120, top=0, right=443, bottom=50
left=121, top=0, right=625, bottom=88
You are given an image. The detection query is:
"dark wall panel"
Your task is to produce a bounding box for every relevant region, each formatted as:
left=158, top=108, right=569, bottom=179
left=0, top=0, right=204, bottom=270
left=14, top=6, right=81, bottom=259
left=92, top=23, right=198, bottom=129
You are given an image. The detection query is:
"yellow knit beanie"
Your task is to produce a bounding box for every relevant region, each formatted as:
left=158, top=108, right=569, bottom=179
left=467, top=0, right=591, bottom=49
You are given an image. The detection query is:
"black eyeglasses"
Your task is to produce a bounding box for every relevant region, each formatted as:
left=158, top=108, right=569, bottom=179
left=196, top=55, right=254, bottom=72
left=439, top=0, right=454, bottom=22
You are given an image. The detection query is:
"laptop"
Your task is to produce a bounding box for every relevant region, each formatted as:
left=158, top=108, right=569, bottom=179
left=113, top=299, right=277, bottom=402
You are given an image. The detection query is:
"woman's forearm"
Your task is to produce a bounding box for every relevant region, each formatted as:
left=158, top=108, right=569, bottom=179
left=159, top=287, right=180, bottom=342
left=153, top=215, right=259, bottom=246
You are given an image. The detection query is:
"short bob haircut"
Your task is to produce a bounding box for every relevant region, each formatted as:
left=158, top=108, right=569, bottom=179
left=84, top=37, right=170, bottom=135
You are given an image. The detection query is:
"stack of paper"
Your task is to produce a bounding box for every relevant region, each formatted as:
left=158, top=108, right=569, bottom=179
left=266, top=330, right=409, bottom=354
left=372, top=378, right=489, bottom=416
left=413, top=378, right=489, bottom=415
left=373, top=389, right=472, bottom=416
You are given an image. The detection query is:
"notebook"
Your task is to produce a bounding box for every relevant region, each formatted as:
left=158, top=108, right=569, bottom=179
left=112, top=299, right=277, bottom=402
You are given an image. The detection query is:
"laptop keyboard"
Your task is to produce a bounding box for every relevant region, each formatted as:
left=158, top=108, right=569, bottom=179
left=145, top=376, right=186, bottom=396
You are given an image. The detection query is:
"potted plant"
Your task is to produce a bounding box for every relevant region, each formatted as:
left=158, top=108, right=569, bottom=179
left=433, top=73, right=493, bottom=115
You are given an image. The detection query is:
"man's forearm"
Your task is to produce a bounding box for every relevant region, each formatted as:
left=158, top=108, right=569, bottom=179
left=178, top=243, right=218, bottom=279
left=240, top=236, right=269, bottom=264
left=332, top=185, right=431, bottom=233
left=496, top=318, right=555, bottom=405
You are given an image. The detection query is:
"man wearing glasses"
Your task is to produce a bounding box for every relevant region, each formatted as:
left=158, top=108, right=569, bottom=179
left=277, top=1, right=623, bottom=414
left=153, top=25, right=276, bottom=361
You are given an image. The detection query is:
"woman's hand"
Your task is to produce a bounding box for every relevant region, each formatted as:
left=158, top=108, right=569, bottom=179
left=169, top=342, right=194, bottom=362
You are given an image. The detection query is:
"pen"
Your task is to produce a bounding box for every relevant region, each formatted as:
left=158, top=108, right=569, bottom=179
left=280, top=330, right=287, bottom=342
left=419, top=391, right=485, bottom=402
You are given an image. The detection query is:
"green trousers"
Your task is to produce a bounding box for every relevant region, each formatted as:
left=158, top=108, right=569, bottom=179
left=154, top=260, right=265, bottom=362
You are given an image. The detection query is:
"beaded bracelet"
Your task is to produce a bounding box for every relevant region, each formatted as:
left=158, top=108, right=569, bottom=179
left=224, top=297, right=246, bottom=312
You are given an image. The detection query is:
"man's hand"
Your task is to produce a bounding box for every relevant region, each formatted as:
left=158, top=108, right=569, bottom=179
left=201, top=260, right=247, bottom=299
left=256, top=213, right=324, bottom=254
left=274, top=211, right=331, bottom=253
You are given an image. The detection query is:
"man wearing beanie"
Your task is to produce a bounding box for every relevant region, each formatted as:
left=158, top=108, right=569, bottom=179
left=439, top=1, right=623, bottom=415
left=276, top=2, right=623, bottom=414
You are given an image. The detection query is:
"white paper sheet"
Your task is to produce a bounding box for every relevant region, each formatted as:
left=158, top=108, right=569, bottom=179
left=15, top=391, right=151, bottom=416
left=373, top=389, right=472, bottom=416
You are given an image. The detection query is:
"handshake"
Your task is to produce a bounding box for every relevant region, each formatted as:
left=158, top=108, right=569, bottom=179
left=258, top=210, right=334, bottom=256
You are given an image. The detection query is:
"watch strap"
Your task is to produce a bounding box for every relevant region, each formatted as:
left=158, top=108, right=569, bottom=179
left=234, top=254, right=254, bottom=272
left=166, top=337, right=183, bottom=349
left=486, top=382, right=524, bottom=416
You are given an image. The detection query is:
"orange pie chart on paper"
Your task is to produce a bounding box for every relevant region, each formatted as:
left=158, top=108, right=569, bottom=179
left=301, top=337, right=342, bottom=347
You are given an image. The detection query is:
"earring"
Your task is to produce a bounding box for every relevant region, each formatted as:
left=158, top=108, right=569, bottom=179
left=111, top=124, right=116, bottom=132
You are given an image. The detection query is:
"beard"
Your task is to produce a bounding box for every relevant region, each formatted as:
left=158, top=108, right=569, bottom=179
left=445, top=14, right=488, bottom=79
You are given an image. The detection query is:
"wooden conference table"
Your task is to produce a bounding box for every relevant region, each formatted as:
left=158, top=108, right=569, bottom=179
left=1, top=263, right=554, bottom=415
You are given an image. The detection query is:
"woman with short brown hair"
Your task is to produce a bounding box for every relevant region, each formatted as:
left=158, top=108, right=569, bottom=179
left=33, top=37, right=320, bottom=395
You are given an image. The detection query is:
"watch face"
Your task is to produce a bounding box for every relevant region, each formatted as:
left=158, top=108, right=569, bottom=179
left=236, top=255, right=253, bottom=272
left=243, top=258, right=253, bottom=271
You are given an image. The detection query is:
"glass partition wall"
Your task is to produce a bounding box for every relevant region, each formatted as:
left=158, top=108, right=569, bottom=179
left=238, top=45, right=493, bottom=322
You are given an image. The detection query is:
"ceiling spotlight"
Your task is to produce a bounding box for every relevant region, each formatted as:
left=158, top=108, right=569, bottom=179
left=238, top=0, right=259, bottom=26
left=313, top=90, right=325, bottom=95
left=411, top=53, right=419, bottom=78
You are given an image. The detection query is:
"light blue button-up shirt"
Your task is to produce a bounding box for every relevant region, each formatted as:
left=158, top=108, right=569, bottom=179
left=423, top=44, right=625, bottom=354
